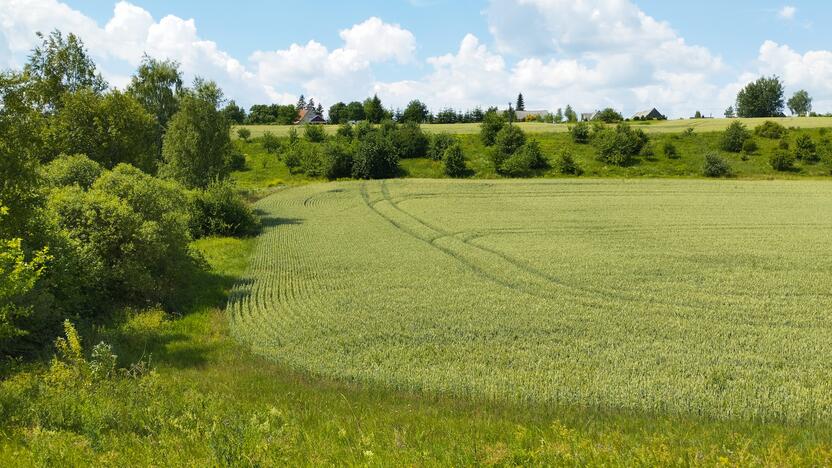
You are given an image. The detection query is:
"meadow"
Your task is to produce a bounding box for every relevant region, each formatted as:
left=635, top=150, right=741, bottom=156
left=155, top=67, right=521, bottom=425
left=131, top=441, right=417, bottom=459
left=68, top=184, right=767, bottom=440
left=229, top=178, right=832, bottom=423
left=232, top=116, right=832, bottom=138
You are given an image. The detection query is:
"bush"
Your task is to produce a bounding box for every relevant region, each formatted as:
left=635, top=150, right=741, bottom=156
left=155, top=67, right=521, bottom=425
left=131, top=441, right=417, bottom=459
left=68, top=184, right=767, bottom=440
left=499, top=140, right=548, bottom=176
left=443, top=142, right=468, bottom=178
left=227, top=147, right=246, bottom=171
left=769, top=149, right=795, bottom=171
left=720, top=121, right=750, bottom=152
left=336, top=123, right=353, bottom=139
left=480, top=111, right=506, bottom=146
left=793, top=134, right=818, bottom=161
left=42, top=154, right=103, bottom=189
left=236, top=128, right=251, bottom=141
left=391, top=122, right=428, bottom=159
left=428, top=133, right=455, bottom=161
left=742, top=139, right=758, bottom=155
left=352, top=131, right=399, bottom=179
left=555, top=152, right=583, bottom=175
left=593, top=123, right=648, bottom=166
left=491, top=125, right=527, bottom=170
left=754, top=121, right=787, bottom=139
left=353, top=121, right=374, bottom=140
left=322, top=140, right=354, bottom=180
left=189, top=180, right=260, bottom=237
left=570, top=122, right=591, bottom=144
left=261, top=132, right=280, bottom=154
left=778, top=139, right=790, bottom=150
left=662, top=141, right=679, bottom=159
left=702, top=152, right=732, bottom=177
left=594, top=108, right=623, bottom=123
left=303, top=124, right=326, bottom=143
left=287, top=127, right=299, bottom=145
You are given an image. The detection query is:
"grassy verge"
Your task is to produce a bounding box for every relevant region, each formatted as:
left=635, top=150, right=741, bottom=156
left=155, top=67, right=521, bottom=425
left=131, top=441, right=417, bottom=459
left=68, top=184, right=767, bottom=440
left=1, top=230, right=831, bottom=465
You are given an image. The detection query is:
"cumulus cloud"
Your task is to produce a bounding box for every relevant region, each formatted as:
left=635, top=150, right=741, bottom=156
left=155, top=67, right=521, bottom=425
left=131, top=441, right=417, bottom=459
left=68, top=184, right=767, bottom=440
left=778, top=6, right=797, bottom=20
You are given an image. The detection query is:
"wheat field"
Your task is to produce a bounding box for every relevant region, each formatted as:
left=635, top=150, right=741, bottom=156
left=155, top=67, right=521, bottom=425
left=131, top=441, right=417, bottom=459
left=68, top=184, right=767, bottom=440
left=228, top=178, right=832, bottom=422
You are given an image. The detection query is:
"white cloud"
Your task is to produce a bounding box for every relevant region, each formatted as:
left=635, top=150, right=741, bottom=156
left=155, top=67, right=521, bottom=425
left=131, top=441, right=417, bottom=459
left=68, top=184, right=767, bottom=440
left=338, top=17, right=415, bottom=64
left=778, top=6, right=797, bottom=20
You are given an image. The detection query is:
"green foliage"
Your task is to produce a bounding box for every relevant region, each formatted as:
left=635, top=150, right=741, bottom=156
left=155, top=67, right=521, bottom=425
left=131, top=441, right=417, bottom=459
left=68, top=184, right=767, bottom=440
left=261, top=131, right=280, bottom=154
left=42, top=154, right=103, bottom=189
left=720, top=121, right=751, bottom=152
left=236, top=128, right=251, bottom=141
left=189, top=180, right=260, bottom=238
left=327, top=102, right=348, bottom=124
left=246, top=104, right=297, bottom=125
left=352, top=131, right=399, bottom=179
left=769, top=149, right=795, bottom=171
left=221, top=100, right=246, bottom=124
left=390, top=122, right=428, bottom=159
left=736, top=76, right=785, bottom=118
left=335, top=122, right=353, bottom=139
left=793, top=134, right=818, bottom=161
left=593, top=124, right=647, bottom=166
left=428, top=133, right=456, bottom=161
left=702, top=152, right=732, bottom=177
left=363, top=95, right=385, bottom=124
left=226, top=147, right=246, bottom=171
left=787, top=90, right=812, bottom=117
left=662, top=141, right=679, bottom=159
left=491, top=124, right=527, bottom=170
left=479, top=111, right=506, bottom=146
left=127, top=55, right=183, bottom=131
left=742, top=139, right=758, bottom=155
left=287, top=127, right=299, bottom=146
left=564, top=104, right=577, bottom=123
left=594, top=108, right=623, bottom=123
left=322, top=140, right=354, bottom=180
left=402, top=99, right=430, bottom=123
left=555, top=152, right=583, bottom=175
left=499, top=140, right=548, bottom=176
left=724, top=106, right=735, bottom=118
left=570, top=122, right=591, bottom=144
left=161, top=89, right=232, bottom=188
left=47, top=89, right=157, bottom=172
left=443, top=142, right=468, bottom=178
left=754, top=120, right=787, bottom=139
left=303, top=124, right=326, bottom=143
left=515, top=93, right=525, bottom=111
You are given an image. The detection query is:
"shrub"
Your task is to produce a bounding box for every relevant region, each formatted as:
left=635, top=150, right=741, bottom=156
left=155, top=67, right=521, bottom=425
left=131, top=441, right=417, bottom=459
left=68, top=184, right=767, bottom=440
left=189, top=180, right=260, bottom=237
left=236, top=128, right=251, bottom=141
left=353, top=121, right=374, bottom=140
left=593, top=124, right=648, bottom=166
left=742, top=139, right=758, bottom=155
left=778, top=139, right=790, bottom=150
left=261, top=132, right=280, bottom=154
left=720, top=121, right=750, bottom=152
left=570, top=122, right=591, bottom=144
left=322, top=140, right=354, bottom=180
left=793, top=134, right=818, bottom=161
left=491, top=125, right=527, bottom=170
left=391, top=122, right=428, bottom=159
left=303, top=124, right=326, bottom=143
left=227, top=147, right=246, bottom=171
left=336, top=123, right=353, bottom=139
left=594, top=108, right=623, bottom=123
left=499, top=140, right=548, bottom=176
left=754, top=121, right=787, bottom=139
left=352, top=131, right=399, bottom=179
left=42, top=154, right=103, bottom=189
left=443, top=142, right=468, bottom=178
left=480, top=111, right=506, bottom=146
left=555, top=152, right=583, bottom=175
left=769, top=149, right=795, bottom=171
left=662, top=141, right=679, bottom=159
left=702, top=152, right=732, bottom=177
left=428, top=133, right=455, bottom=161
left=683, top=127, right=694, bottom=137
left=287, top=127, right=299, bottom=145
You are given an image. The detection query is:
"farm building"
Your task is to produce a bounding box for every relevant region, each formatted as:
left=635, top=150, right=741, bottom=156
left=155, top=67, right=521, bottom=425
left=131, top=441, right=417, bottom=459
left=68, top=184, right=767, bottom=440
left=581, top=111, right=598, bottom=121
left=514, top=110, right=549, bottom=121
left=294, top=105, right=326, bottom=124
left=632, top=108, right=666, bottom=120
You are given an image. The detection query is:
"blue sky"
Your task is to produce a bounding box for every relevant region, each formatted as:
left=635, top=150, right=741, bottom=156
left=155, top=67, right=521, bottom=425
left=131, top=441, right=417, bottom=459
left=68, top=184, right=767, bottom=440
left=2, top=1, right=831, bottom=118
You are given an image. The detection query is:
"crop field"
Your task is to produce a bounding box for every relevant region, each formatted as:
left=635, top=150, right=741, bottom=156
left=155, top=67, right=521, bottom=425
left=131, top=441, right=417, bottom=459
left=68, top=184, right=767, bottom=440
left=232, top=116, right=832, bottom=138
left=229, top=179, right=832, bottom=423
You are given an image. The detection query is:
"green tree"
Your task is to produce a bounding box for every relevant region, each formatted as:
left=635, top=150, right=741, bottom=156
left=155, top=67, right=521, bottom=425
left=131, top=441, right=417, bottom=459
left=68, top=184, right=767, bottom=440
left=328, top=102, right=348, bottom=124
left=346, top=101, right=366, bottom=121
left=593, top=123, right=648, bottom=166
left=736, top=76, right=785, bottom=118
left=24, top=30, right=107, bottom=111
left=516, top=93, right=525, bottom=111
left=724, top=106, right=735, bottom=118
left=480, top=110, right=507, bottom=146
left=787, top=90, right=812, bottom=117
left=564, top=105, right=577, bottom=123
left=491, top=124, right=527, bottom=170
left=127, top=55, right=183, bottom=161
left=363, top=95, right=385, bottom=123
left=443, top=142, right=468, bottom=178
left=160, top=86, right=232, bottom=188
left=554, top=108, right=564, bottom=123
left=402, top=100, right=430, bottom=123
left=720, top=121, right=751, bottom=152
left=594, top=108, right=623, bottom=123
left=221, top=100, right=246, bottom=124
left=236, top=128, right=251, bottom=141
left=296, top=94, right=306, bottom=111
left=694, top=110, right=702, bottom=119
left=352, top=130, right=399, bottom=179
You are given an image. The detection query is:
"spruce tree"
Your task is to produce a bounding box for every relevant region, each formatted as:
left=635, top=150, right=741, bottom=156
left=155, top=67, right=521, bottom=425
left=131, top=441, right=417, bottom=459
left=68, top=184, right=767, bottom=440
left=296, top=94, right=306, bottom=110
left=516, top=93, right=525, bottom=111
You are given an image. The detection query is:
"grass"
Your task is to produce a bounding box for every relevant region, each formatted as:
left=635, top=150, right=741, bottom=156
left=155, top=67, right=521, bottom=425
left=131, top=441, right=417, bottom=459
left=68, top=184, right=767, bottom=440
left=231, top=179, right=832, bottom=423
left=232, top=116, right=832, bottom=138
left=3, top=230, right=832, bottom=465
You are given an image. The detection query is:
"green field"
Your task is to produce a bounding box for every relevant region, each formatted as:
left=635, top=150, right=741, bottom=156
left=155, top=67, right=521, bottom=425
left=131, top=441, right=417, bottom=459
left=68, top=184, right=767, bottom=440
left=230, top=178, right=832, bottom=423
left=232, top=116, right=832, bottom=138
